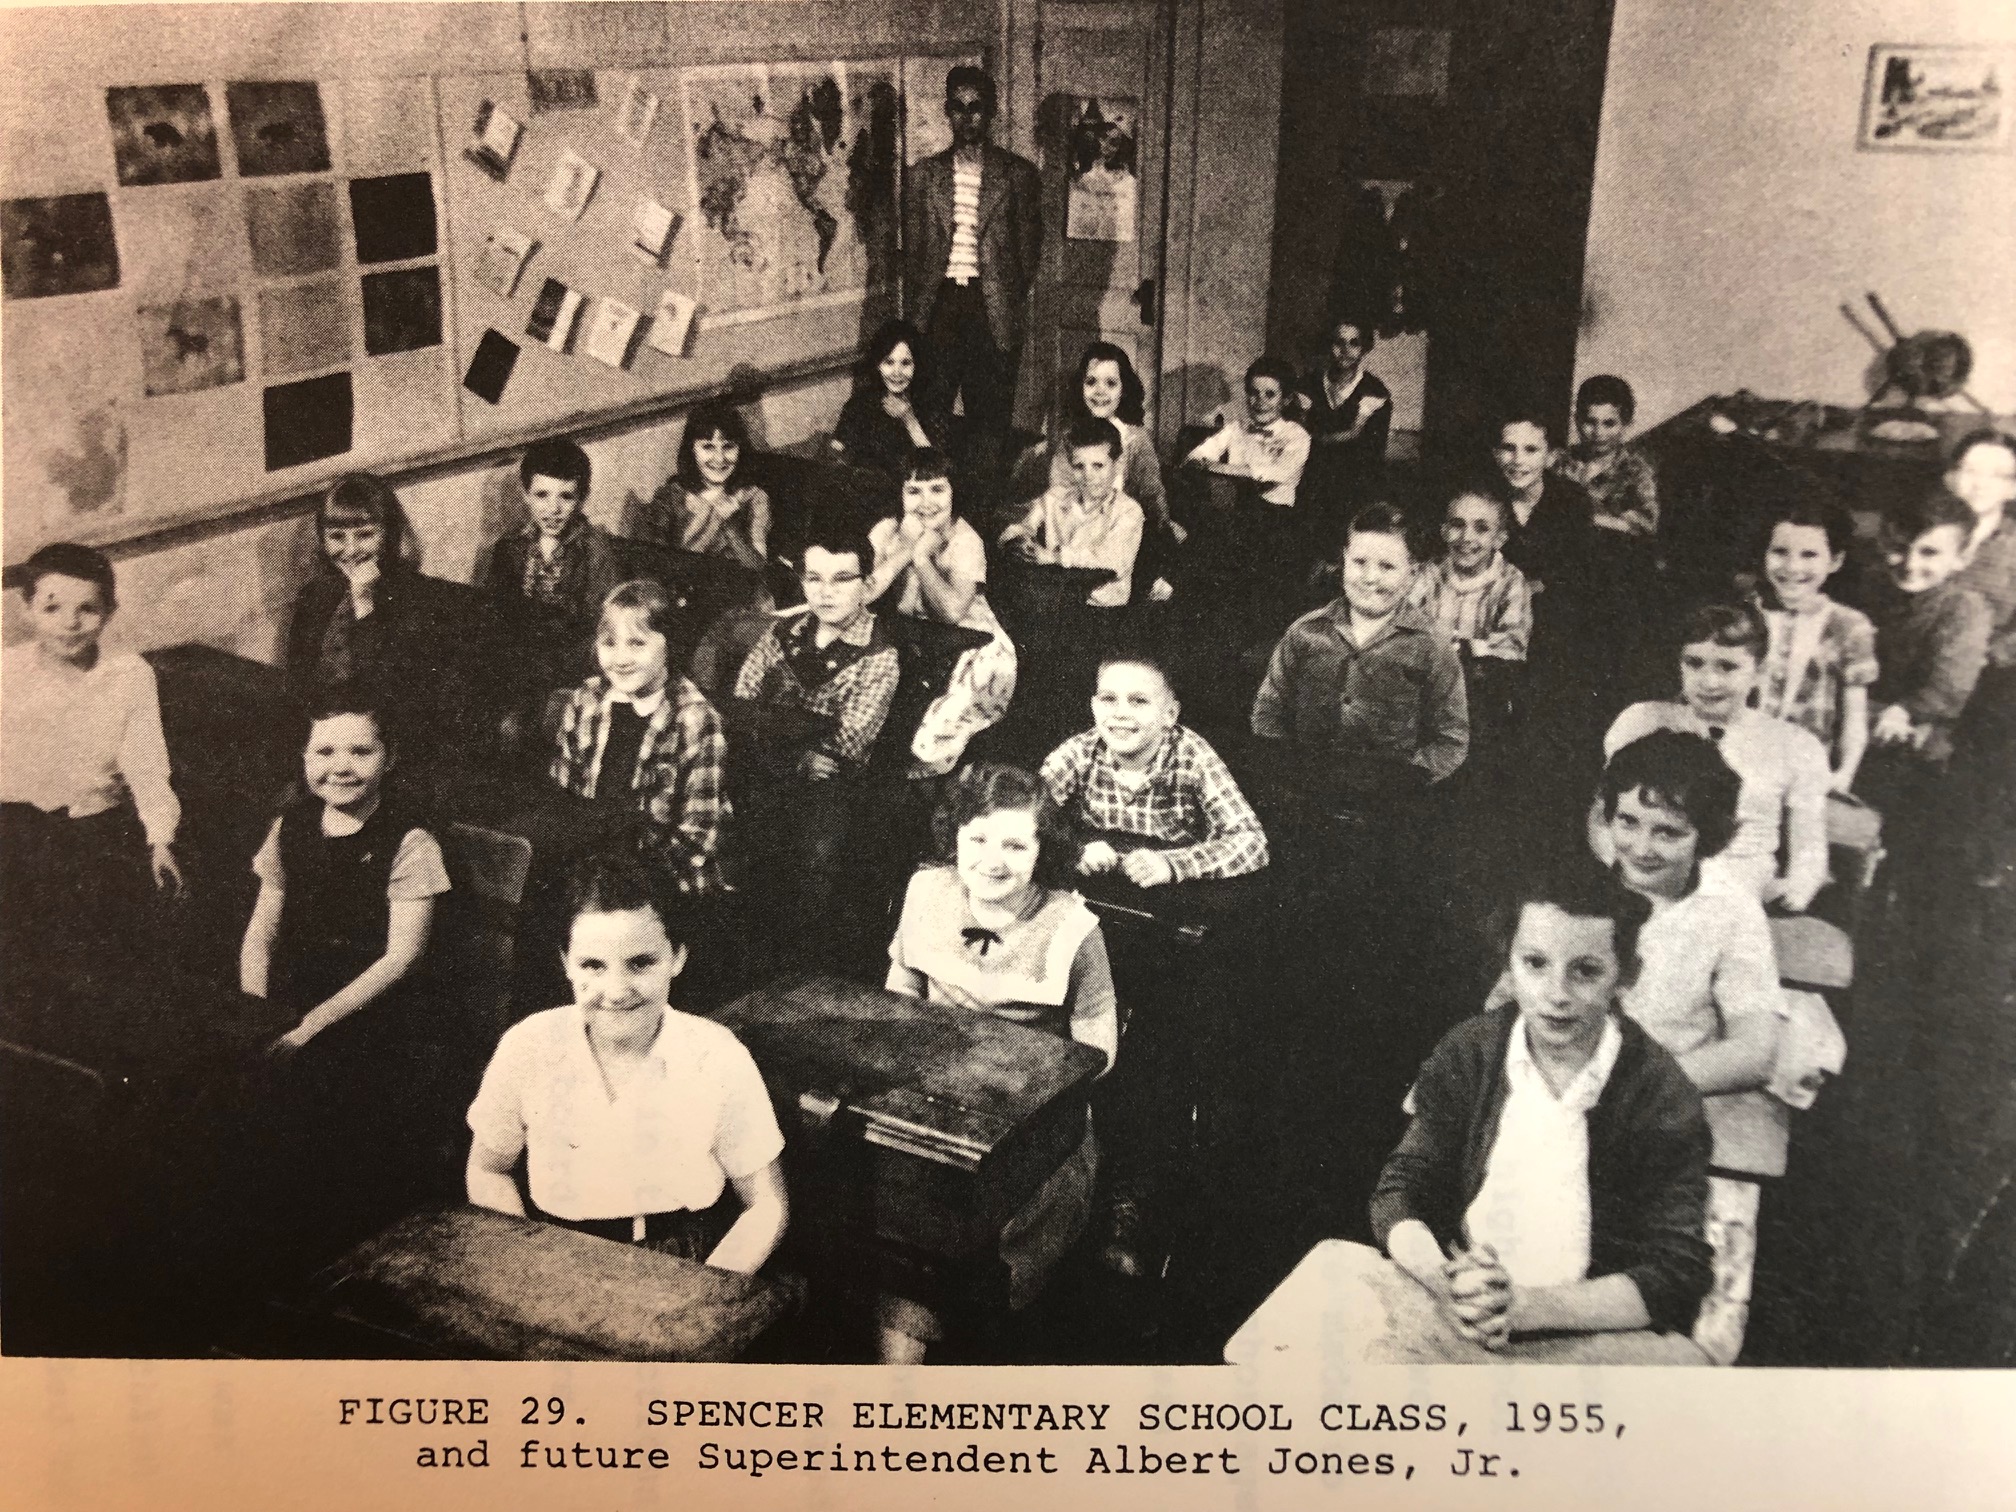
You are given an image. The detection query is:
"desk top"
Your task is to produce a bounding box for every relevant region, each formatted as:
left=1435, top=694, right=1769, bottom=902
left=1644, top=394, right=2013, bottom=464
left=294, top=1206, right=791, bottom=1361
left=1, top=962, right=291, bottom=1083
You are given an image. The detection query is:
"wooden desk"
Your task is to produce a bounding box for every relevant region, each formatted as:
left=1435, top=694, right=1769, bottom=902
left=276, top=1206, right=794, bottom=1360
left=711, top=975, right=1104, bottom=1265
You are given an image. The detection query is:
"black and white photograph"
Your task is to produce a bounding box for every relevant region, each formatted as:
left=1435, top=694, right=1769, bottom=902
left=2, top=3, right=2014, bottom=1509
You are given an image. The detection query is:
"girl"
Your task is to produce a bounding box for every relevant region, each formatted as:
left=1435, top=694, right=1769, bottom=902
left=1, top=543, right=181, bottom=967
left=627, top=399, right=773, bottom=571
left=240, top=686, right=448, bottom=1061
left=867, top=450, right=1019, bottom=776
left=880, top=763, right=1119, bottom=1361
left=832, top=319, right=948, bottom=480
left=1750, top=495, right=1876, bottom=792
left=550, top=581, right=731, bottom=897
left=466, top=853, right=787, bottom=1271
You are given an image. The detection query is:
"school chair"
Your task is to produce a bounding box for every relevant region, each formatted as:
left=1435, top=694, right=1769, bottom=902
left=1823, top=789, right=1886, bottom=931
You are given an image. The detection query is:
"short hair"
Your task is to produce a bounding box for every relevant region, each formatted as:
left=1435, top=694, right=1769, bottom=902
left=929, top=762, right=1078, bottom=893
left=1491, top=855, right=1654, bottom=988
left=1493, top=406, right=1556, bottom=448
left=1245, top=355, right=1297, bottom=393
left=1948, top=427, right=2016, bottom=475
left=1345, top=500, right=1418, bottom=561
left=1095, top=645, right=1179, bottom=703
left=8, top=541, right=117, bottom=609
left=317, top=472, right=408, bottom=566
left=1600, top=730, right=1741, bottom=861
left=1325, top=312, right=1376, bottom=354
left=1676, top=600, right=1768, bottom=662
left=800, top=514, right=875, bottom=578
left=564, top=851, right=693, bottom=950
left=519, top=437, right=591, bottom=499
left=599, top=578, right=679, bottom=641
left=900, top=447, right=955, bottom=487
left=675, top=398, right=754, bottom=492
left=301, top=679, right=394, bottom=755
left=1885, top=486, right=1979, bottom=546
left=1762, top=491, right=1854, bottom=559
left=1064, top=414, right=1123, bottom=460
left=1069, top=341, right=1147, bottom=427
left=944, top=65, right=997, bottom=115
left=857, top=318, right=932, bottom=398
left=1445, top=487, right=1509, bottom=531
left=1575, top=374, right=1636, bottom=424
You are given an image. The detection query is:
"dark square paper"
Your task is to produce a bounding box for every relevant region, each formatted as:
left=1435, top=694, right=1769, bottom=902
left=1, top=193, right=120, bottom=300
left=227, top=81, right=332, bottom=177
left=106, top=84, right=222, bottom=186
left=527, top=69, right=597, bottom=113
left=245, top=181, right=342, bottom=277
left=263, top=370, right=353, bottom=470
left=361, top=265, right=442, bottom=355
left=462, top=329, right=518, bottom=405
left=348, top=173, right=437, bottom=264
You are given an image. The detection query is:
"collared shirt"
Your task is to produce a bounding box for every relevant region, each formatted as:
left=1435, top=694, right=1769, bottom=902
left=1550, top=443, right=1659, bottom=538
left=733, top=608, right=901, bottom=768
left=0, top=646, right=180, bottom=846
left=1752, top=593, right=1878, bottom=759
left=1464, top=1015, right=1623, bottom=1289
left=551, top=674, right=730, bottom=894
left=520, top=511, right=592, bottom=608
left=1250, top=600, right=1470, bottom=782
left=1040, top=724, right=1269, bottom=882
left=947, top=156, right=983, bottom=283
left=466, top=1003, right=785, bottom=1223
left=1000, top=485, right=1145, bottom=607
left=1406, top=554, right=1534, bottom=661
left=1870, top=576, right=1992, bottom=757
left=1184, top=418, right=1313, bottom=506
left=1956, top=512, right=2016, bottom=667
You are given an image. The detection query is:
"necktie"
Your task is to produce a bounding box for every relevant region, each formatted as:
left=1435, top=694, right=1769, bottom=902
left=1708, top=726, right=1726, bottom=742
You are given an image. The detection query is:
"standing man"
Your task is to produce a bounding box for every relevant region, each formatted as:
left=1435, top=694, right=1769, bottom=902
left=904, top=65, right=1043, bottom=483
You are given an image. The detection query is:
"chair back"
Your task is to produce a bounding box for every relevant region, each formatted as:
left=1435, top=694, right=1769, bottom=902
left=430, top=822, right=535, bottom=1049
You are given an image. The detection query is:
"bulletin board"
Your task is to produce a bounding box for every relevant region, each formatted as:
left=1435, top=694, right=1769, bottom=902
left=0, top=3, right=989, bottom=561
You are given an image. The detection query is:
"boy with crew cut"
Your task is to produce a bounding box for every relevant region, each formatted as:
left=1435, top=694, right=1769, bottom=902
left=1001, top=415, right=1145, bottom=608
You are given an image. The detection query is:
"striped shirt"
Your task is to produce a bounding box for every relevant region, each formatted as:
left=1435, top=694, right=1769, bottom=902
left=946, top=157, right=983, bottom=284
left=1406, top=554, right=1534, bottom=662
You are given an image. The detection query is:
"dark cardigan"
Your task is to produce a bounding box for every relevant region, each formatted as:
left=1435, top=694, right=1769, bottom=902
left=1500, top=473, right=1596, bottom=600
left=1370, top=1007, right=1714, bottom=1336
left=284, top=567, right=477, bottom=744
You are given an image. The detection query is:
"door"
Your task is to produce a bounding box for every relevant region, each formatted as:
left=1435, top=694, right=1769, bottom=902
left=1019, top=0, right=1173, bottom=437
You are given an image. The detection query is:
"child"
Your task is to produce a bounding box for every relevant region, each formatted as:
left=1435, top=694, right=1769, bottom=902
left=240, top=686, right=448, bottom=1060
left=1491, top=409, right=1595, bottom=601
left=1750, top=495, right=1877, bottom=791
left=550, top=580, right=731, bottom=896
left=1295, top=315, right=1391, bottom=548
left=1041, top=651, right=1269, bottom=885
left=626, top=399, right=773, bottom=570
left=1868, top=489, right=1992, bottom=769
left=1251, top=502, right=1469, bottom=794
left=1182, top=354, right=1312, bottom=508
left=1001, top=416, right=1146, bottom=608
left=1406, top=488, right=1534, bottom=664
left=1598, top=602, right=1829, bottom=911
left=1948, top=430, right=2016, bottom=883
left=1371, top=859, right=1712, bottom=1359
left=1, top=543, right=181, bottom=966
left=466, top=853, right=787, bottom=1271
left=475, top=438, right=623, bottom=731
left=1550, top=375, right=1659, bottom=539
left=1038, top=343, right=1176, bottom=600
left=881, top=763, right=1118, bottom=1360
left=831, top=319, right=948, bottom=480
left=867, top=450, right=1018, bottom=776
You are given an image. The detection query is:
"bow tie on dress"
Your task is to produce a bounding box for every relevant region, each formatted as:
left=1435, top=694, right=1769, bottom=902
left=961, top=926, right=1003, bottom=956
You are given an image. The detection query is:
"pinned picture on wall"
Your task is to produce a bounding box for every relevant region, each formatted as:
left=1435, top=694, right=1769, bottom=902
left=361, top=265, right=442, bottom=356
left=137, top=295, right=245, bottom=396
left=646, top=287, right=697, bottom=357
left=1859, top=44, right=2013, bottom=152
left=244, top=180, right=343, bottom=277
left=106, top=84, right=223, bottom=186
left=615, top=77, right=661, bottom=145
left=226, top=81, right=332, bottom=177
left=462, top=328, right=520, bottom=404
left=474, top=226, right=537, bottom=299
left=1, top=193, right=121, bottom=300
left=256, top=278, right=351, bottom=378
left=262, top=369, right=352, bottom=470
left=1065, top=97, right=1138, bottom=243
left=631, top=198, right=680, bottom=265
left=525, top=276, right=584, bottom=352
left=464, top=100, right=522, bottom=182
left=528, top=68, right=598, bottom=113
left=348, top=172, right=437, bottom=263
left=544, top=149, right=600, bottom=222
left=581, top=296, right=643, bottom=369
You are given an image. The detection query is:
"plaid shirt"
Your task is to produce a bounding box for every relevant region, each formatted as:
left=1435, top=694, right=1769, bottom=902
left=1040, top=725, right=1270, bottom=882
left=551, top=675, right=730, bottom=894
left=733, top=608, right=900, bottom=769
left=1406, top=554, right=1533, bottom=662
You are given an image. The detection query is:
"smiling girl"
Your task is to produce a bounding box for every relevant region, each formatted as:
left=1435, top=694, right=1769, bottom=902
left=631, top=400, right=773, bottom=571
left=832, top=319, right=948, bottom=480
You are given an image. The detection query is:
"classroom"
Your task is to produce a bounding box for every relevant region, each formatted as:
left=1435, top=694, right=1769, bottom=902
left=1, top=0, right=2011, bottom=1370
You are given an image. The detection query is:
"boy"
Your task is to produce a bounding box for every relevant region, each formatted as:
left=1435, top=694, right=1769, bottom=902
left=1407, top=489, right=1533, bottom=664
left=1598, top=603, right=1830, bottom=911
left=1868, top=488, right=1991, bottom=768
left=1184, top=355, right=1312, bottom=508
left=1001, top=415, right=1145, bottom=607
left=1251, top=503, right=1469, bottom=795
left=1295, top=316, right=1390, bottom=541
left=1042, top=652, right=1269, bottom=886
left=1750, top=495, right=1877, bottom=791
left=1550, top=375, right=1658, bottom=539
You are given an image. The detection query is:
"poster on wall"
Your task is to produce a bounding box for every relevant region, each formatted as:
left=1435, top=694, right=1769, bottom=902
left=682, top=59, right=899, bottom=325
left=1858, top=43, right=2013, bottom=152
left=1065, top=96, right=1138, bottom=242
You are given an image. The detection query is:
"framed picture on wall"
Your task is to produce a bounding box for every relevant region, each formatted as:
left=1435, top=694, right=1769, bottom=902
left=1858, top=43, right=2013, bottom=152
